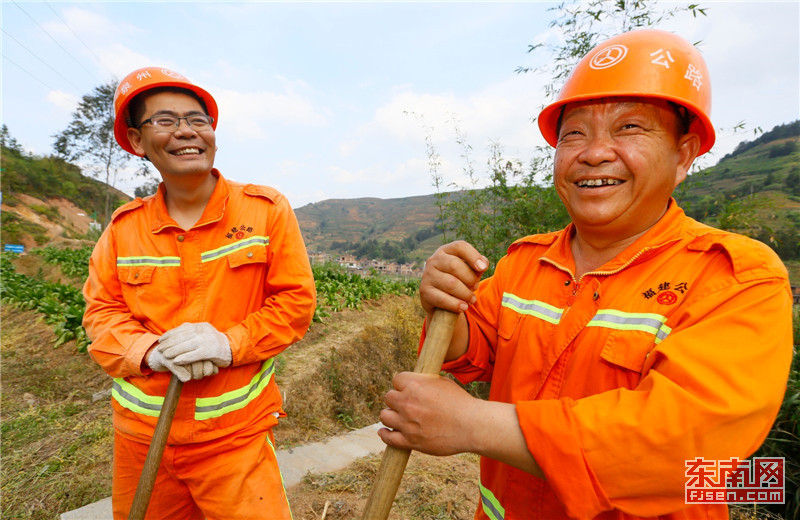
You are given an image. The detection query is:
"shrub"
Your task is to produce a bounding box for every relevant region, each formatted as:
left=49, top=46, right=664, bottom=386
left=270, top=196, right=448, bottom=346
left=0, top=254, right=89, bottom=350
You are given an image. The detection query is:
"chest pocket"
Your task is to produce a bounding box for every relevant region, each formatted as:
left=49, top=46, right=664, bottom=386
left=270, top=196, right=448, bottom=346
left=118, top=265, right=156, bottom=285
left=599, top=333, right=654, bottom=373
left=497, top=308, right=522, bottom=341
left=590, top=309, right=671, bottom=374
left=116, top=264, right=169, bottom=321
left=226, top=245, right=267, bottom=268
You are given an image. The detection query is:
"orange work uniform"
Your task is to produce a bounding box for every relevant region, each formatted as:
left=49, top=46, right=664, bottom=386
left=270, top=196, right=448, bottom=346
left=83, top=170, right=316, bottom=519
left=442, top=201, right=793, bottom=520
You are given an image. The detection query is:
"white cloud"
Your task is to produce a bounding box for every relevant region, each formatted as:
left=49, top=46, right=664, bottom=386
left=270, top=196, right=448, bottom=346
left=46, top=90, right=78, bottom=112
left=95, top=44, right=157, bottom=79
left=338, top=139, right=359, bottom=158
left=41, top=7, right=146, bottom=79
left=214, top=82, right=329, bottom=140
left=362, top=73, right=550, bottom=191
left=52, top=6, right=143, bottom=40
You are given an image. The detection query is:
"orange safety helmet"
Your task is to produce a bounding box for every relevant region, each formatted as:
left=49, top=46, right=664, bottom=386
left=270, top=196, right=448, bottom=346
left=538, top=29, right=715, bottom=155
left=113, top=67, right=219, bottom=155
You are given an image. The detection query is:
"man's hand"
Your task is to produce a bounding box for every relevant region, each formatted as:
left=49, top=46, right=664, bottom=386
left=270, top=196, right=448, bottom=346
left=157, top=322, right=232, bottom=370
left=146, top=347, right=195, bottom=382
left=378, top=371, right=544, bottom=477
left=378, top=372, right=478, bottom=456
left=420, top=241, right=489, bottom=315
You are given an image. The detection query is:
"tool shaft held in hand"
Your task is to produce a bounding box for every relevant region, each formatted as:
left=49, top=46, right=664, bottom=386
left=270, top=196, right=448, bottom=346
left=128, top=374, right=184, bottom=520
left=361, top=309, right=458, bottom=520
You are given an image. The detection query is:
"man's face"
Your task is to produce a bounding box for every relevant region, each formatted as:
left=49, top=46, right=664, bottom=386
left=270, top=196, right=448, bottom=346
left=553, top=97, right=699, bottom=241
left=127, top=91, right=216, bottom=178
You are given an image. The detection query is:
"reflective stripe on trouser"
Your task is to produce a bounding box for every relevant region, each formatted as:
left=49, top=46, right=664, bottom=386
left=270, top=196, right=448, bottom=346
left=112, top=427, right=292, bottom=520
left=501, top=292, right=671, bottom=343
left=112, top=358, right=275, bottom=420
left=480, top=482, right=505, bottom=520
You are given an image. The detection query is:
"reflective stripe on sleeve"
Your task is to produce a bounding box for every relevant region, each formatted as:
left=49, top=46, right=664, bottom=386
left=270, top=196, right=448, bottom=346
left=112, top=378, right=165, bottom=417
left=116, top=256, right=180, bottom=267
left=588, top=309, right=672, bottom=344
left=194, top=358, right=275, bottom=420
left=480, top=482, right=505, bottom=520
left=501, top=293, right=563, bottom=324
left=201, top=236, right=269, bottom=263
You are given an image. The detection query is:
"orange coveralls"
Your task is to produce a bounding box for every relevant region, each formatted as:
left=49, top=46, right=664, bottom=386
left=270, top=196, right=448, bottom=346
left=441, top=201, right=793, bottom=520
left=83, top=170, right=316, bottom=519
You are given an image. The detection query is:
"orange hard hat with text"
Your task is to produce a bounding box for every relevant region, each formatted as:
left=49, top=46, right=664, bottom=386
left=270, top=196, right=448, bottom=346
left=538, top=29, right=715, bottom=155
left=113, top=67, right=218, bottom=155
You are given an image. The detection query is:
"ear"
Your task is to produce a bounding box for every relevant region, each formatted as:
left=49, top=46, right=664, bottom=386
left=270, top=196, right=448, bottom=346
left=673, top=133, right=701, bottom=188
left=127, top=127, right=147, bottom=157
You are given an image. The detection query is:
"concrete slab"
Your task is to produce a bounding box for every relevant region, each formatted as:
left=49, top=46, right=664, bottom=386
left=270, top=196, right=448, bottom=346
left=60, top=423, right=387, bottom=519
left=60, top=497, right=112, bottom=520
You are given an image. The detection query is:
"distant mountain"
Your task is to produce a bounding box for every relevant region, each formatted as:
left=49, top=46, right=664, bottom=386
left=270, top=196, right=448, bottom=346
left=295, top=194, right=445, bottom=264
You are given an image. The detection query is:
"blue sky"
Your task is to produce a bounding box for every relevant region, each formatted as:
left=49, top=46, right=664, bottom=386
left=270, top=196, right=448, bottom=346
left=3, top=1, right=799, bottom=209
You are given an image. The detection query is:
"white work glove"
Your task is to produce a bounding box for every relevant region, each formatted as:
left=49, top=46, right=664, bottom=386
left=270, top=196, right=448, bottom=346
left=146, top=347, right=196, bottom=383
left=157, top=322, right=232, bottom=370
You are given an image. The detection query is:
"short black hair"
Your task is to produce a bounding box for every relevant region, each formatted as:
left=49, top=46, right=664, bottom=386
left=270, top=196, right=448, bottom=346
left=126, top=86, right=209, bottom=128
left=667, top=101, right=695, bottom=135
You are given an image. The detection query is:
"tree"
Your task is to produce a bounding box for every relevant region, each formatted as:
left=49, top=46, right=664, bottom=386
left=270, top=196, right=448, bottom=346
left=53, top=81, right=148, bottom=227
left=134, top=180, right=160, bottom=198
left=0, top=124, right=23, bottom=155
left=785, top=168, right=800, bottom=196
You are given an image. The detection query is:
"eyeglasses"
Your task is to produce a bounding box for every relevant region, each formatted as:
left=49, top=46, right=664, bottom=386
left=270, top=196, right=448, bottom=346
left=137, top=114, right=215, bottom=133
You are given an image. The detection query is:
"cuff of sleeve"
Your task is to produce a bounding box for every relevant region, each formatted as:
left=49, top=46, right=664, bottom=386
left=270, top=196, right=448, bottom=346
left=224, top=323, right=250, bottom=366
left=128, top=332, right=161, bottom=376
left=440, top=316, right=490, bottom=384
left=516, top=399, right=612, bottom=520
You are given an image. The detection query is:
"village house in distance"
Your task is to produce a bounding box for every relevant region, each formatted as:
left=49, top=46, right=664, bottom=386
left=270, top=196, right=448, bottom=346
left=307, top=251, right=423, bottom=278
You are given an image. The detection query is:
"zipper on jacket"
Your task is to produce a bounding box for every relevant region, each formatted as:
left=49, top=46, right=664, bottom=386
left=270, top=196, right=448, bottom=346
left=577, top=246, right=652, bottom=282
left=542, top=245, right=654, bottom=303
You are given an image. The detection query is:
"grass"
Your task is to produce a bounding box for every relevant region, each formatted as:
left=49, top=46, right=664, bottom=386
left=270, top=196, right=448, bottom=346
left=1, top=211, right=49, bottom=245
left=277, top=296, right=424, bottom=446
left=0, top=307, right=112, bottom=520
left=287, top=452, right=480, bottom=520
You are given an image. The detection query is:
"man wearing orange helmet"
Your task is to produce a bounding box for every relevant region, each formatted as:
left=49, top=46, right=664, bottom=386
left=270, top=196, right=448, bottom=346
left=82, top=67, right=316, bottom=519
left=378, top=30, right=793, bottom=519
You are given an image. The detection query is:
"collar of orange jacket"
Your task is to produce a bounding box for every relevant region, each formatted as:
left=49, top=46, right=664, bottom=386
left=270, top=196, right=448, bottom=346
left=511, top=198, right=686, bottom=276
left=149, top=169, right=228, bottom=233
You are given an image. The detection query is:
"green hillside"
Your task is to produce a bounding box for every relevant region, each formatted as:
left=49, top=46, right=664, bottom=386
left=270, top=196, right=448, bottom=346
left=675, top=120, right=800, bottom=262
left=1, top=126, right=131, bottom=246
left=295, top=194, right=444, bottom=264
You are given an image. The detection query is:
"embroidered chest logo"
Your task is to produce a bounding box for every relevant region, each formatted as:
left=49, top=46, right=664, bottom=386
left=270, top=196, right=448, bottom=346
left=226, top=225, right=254, bottom=240
left=642, top=281, right=688, bottom=305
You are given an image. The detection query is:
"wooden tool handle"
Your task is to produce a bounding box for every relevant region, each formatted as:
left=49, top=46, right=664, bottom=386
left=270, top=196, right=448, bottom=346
left=361, top=309, right=458, bottom=520
left=128, top=374, right=184, bottom=520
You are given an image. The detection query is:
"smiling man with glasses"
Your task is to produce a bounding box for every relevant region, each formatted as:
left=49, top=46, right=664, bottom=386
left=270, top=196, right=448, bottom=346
left=82, top=67, right=316, bottom=520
